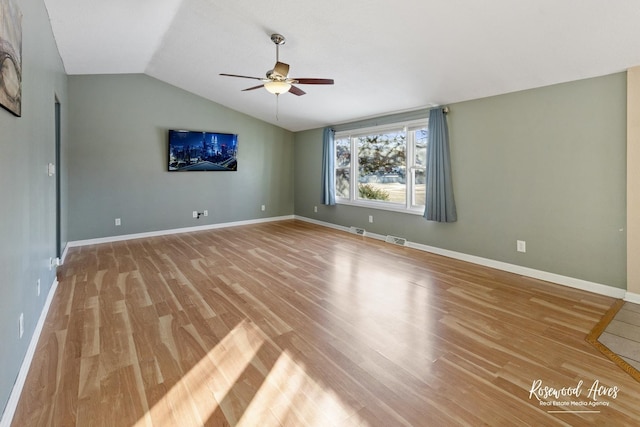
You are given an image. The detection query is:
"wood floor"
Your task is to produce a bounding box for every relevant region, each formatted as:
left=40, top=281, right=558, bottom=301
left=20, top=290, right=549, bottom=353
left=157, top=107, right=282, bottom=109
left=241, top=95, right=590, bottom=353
left=11, top=220, right=640, bottom=426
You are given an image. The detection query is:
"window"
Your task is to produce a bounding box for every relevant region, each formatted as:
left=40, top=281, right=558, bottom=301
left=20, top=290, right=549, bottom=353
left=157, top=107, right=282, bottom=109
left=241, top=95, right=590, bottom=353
left=335, top=119, right=428, bottom=214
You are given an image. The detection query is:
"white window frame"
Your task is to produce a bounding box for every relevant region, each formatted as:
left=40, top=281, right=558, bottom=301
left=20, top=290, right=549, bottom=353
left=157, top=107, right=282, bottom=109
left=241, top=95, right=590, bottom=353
left=335, top=118, right=428, bottom=215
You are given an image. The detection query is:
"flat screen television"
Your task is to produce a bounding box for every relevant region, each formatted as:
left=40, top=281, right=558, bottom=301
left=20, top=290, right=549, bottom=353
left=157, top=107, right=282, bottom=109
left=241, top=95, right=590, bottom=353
left=168, top=129, right=238, bottom=171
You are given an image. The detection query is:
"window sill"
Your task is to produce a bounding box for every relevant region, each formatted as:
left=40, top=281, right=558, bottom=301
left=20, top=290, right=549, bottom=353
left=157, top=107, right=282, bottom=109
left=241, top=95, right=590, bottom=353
left=336, top=199, right=424, bottom=216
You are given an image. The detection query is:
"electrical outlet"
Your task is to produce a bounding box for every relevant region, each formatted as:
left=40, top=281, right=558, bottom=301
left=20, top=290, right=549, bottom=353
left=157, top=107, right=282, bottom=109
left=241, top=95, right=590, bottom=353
left=49, top=257, right=53, bottom=271
left=203, top=210, right=208, bottom=217
left=115, top=218, right=121, bottom=226
left=193, top=211, right=198, bottom=218
left=314, top=206, right=318, bottom=213
left=37, top=279, right=41, bottom=296
left=261, top=205, right=266, bottom=211
left=368, top=215, right=373, bottom=223
left=19, top=313, right=24, bottom=338
left=517, top=240, right=526, bottom=253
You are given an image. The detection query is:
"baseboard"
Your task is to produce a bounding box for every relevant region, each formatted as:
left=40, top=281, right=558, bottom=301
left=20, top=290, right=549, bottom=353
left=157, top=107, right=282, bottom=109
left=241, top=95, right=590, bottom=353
left=0, top=277, right=59, bottom=427
left=60, top=242, right=70, bottom=264
left=294, top=215, right=626, bottom=299
left=67, top=215, right=295, bottom=247
left=624, top=291, right=640, bottom=304
left=293, top=216, right=351, bottom=233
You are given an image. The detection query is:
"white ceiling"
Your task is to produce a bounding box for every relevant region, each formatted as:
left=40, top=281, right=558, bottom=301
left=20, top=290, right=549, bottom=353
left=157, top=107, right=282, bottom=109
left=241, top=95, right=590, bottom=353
left=44, top=0, right=640, bottom=132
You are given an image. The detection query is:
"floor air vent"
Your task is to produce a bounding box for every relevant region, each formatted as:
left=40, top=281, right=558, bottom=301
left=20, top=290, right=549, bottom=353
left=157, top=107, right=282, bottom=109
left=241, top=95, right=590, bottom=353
left=350, top=226, right=366, bottom=236
left=385, top=235, right=407, bottom=246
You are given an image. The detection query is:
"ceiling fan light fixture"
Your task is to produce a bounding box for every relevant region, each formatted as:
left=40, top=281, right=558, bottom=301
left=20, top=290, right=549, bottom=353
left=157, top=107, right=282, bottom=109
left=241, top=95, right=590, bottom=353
left=264, top=80, right=291, bottom=95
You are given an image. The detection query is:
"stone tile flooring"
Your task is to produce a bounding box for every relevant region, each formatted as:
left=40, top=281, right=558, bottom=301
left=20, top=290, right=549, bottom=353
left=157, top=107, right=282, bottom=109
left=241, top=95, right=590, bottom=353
left=599, top=302, right=640, bottom=372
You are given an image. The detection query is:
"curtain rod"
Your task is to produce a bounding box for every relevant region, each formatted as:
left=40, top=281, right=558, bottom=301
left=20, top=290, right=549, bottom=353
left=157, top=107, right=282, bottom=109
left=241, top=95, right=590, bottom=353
left=331, top=106, right=448, bottom=132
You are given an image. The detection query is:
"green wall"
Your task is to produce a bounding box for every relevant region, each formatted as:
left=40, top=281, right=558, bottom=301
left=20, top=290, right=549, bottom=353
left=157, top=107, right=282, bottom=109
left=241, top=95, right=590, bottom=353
left=67, top=74, right=294, bottom=241
left=295, top=73, right=627, bottom=289
left=0, top=0, right=68, bottom=416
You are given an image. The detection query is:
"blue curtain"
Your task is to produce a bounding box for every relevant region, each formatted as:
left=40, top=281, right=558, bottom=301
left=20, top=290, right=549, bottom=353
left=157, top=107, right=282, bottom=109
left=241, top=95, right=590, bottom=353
left=322, top=127, right=336, bottom=205
left=424, top=108, right=457, bottom=222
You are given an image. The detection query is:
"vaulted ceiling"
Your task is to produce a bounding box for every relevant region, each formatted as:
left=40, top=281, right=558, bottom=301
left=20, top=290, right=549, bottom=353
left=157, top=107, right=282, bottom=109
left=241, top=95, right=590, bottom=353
left=44, top=0, right=640, bottom=132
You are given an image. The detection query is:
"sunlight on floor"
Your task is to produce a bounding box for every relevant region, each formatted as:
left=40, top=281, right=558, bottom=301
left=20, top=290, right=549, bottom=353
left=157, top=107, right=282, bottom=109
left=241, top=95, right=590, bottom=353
left=134, top=318, right=265, bottom=426
left=133, top=318, right=369, bottom=426
left=238, top=350, right=370, bottom=426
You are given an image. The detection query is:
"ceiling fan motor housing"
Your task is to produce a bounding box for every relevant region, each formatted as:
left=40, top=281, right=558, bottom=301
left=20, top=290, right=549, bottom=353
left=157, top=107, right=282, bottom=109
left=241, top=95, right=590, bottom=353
left=267, top=61, right=290, bottom=80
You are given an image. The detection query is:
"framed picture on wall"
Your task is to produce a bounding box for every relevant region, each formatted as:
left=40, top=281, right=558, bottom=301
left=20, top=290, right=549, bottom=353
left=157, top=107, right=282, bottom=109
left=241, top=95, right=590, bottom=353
left=0, top=0, right=22, bottom=117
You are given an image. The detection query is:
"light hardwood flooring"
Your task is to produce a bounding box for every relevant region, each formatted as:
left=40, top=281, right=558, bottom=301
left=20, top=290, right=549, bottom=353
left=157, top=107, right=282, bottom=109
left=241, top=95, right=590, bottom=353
left=11, top=220, right=640, bottom=426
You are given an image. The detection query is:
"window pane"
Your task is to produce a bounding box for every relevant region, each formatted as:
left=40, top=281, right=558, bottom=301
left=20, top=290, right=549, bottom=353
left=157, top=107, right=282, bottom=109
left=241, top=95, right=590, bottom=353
left=411, top=128, right=427, bottom=207
left=335, top=137, right=351, bottom=199
left=415, top=128, right=428, bottom=167
left=413, top=168, right=426, bottom=207
left=357, top=132, right=406, bottom=204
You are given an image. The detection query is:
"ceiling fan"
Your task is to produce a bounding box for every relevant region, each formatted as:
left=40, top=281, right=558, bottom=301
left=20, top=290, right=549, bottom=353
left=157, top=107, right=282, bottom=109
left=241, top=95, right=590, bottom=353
left=220, top=33, right=334, bottom=96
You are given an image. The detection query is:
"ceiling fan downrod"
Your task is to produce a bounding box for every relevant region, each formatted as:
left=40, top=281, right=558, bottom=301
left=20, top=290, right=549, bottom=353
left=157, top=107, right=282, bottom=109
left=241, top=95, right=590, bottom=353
left=271, top=33, right=285, bottom=63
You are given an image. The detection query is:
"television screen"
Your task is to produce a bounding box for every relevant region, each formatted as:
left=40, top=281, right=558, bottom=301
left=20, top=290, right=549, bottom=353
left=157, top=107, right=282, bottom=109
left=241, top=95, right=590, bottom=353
left=168, top=129, right=238, bottom=171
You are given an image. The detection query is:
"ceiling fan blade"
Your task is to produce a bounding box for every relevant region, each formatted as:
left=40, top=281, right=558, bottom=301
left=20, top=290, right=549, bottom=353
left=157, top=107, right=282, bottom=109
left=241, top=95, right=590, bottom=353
left=219, top=73, right=263, bottom=80
left=288, top=85, right=306, bottom=96
left=242, top=84, right=265, bottom=92
left=292, top=78, right=334, bottom=85
left=273, top=61, right=290, bottom=78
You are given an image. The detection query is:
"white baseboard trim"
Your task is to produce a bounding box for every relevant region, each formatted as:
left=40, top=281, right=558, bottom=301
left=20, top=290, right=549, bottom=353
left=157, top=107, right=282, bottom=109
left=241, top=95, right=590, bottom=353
left=294, top=215, right=626, bottom=299
left=0, top=277, right=59, bottom=427
left=67, top=215, right=295, bottom=248
left=294, top=216, right=351, bottom=233
left=407, top=240, right=625, bottom=298
left=624, top=292, right=640, bottom=304
left=60, top=242, right=70, bottom=264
